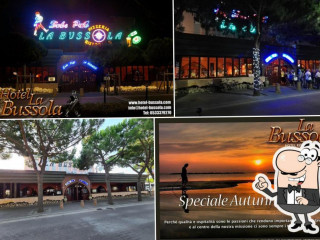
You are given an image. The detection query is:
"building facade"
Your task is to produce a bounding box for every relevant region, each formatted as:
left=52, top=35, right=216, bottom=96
left=175, top=11, right=320, bottom=88
left=0, top=170, right=147, bottom=204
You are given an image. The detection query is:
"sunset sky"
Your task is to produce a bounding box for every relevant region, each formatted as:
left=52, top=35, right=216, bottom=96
left=159, top=120, right=319, bottom=174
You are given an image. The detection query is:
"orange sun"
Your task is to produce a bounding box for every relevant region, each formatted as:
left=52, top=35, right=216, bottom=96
left=254, top=159, right=262, bottom=165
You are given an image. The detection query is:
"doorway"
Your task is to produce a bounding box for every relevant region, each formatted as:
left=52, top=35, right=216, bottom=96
left=60, top=65, right=97, bottom=92
left=65, top=183, right=89, bottom=201
left=265, top=59, right=294, bottom=85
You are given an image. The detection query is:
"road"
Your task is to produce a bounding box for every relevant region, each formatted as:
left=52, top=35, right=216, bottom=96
left=176, top=87, right=320, bottom=116
left=0, top=201, right=154, bottom=240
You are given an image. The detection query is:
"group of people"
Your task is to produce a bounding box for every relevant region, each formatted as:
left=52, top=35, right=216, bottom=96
left=281, top=68, right=320, bottom=89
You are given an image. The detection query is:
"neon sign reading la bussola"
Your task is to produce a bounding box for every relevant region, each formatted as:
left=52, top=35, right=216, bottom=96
left=34, top=13, right=124, bottom=44
left=33, top=12, right=142, bottom=46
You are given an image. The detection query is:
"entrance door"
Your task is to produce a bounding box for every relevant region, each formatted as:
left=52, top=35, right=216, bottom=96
left=65, top=183, right=89, bottom=201
left=265, top=59, right=294, bottom=85
left=61, top=65, right=97, bottom=92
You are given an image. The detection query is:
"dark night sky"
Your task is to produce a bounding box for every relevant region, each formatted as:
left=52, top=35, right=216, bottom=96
left=0, top=0, right=173, bottom=41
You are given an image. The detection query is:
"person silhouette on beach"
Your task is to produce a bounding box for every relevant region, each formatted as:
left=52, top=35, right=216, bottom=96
left=181, top=163, right=189, bottom=188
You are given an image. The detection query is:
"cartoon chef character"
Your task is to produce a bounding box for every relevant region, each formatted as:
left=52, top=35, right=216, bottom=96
left=33, top=11, right=48, bottom=36
left=253, top=141, right=320, bottom=234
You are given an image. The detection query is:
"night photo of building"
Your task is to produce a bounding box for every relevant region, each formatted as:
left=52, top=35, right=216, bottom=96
left=0, top=0, right=173, bottom=118
left=175, top=0, right=320, bottom=116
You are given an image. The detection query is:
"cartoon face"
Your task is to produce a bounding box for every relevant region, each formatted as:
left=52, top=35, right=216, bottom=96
left=275, top=141, right=320, bottom=189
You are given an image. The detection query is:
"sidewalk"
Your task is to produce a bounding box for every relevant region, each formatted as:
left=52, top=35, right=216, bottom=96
left=176, top=85, right=320, bottom=116
left=0, top=196, right=154, bottom=224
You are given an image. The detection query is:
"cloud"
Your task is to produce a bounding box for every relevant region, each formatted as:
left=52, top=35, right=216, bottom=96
left=159, top=140, right=247, bottom=154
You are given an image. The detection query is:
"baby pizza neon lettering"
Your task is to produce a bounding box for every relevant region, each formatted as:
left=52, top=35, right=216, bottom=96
left=49, top=20, right=68, bottom=29
left=72, top=20, right=90, bottom=28
left=48, top=20, right=89, bottom=29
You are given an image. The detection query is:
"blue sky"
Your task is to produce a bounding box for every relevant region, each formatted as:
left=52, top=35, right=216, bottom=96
left=100, top=118, right=125, bottom=129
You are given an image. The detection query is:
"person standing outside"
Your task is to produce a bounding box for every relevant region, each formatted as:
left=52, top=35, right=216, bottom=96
left=315, top=70, right=320, bottom=89
left=280, top=69, right=285, bottom=85
left=293, top=70, right=298, bottom=88
left=181, top=163, right=189, bottom=188
left=305, top=69, right=312, bottom=89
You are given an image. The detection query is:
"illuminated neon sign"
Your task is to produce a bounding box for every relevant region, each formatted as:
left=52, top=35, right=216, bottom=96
left=92, top=29, right=106, bottom=43
left=83, top=61, right=98, bottom=70
left=61, top=60, right=98, bottom=71
left=33, top=11, right=49, bottom=36
left=79, top=179, right=89, bottom=186
left=264, top=53, right=295, bottom=64
left=49, top=20, right=68, bottom=28
left=49, top=20, right=89, bottom=29
left=282, top=53, right=295, bottom=63
left=62, top=61, right=76, bottom=70
left=72, top=20, right=90, bottom=28
left=265, top=53, right=278, bottom=63
left=84, top=24, right=123, bottom=46
left=65, top=179, right=75, bottom=186
left=126, top=30, right=142, bottom=47
left=33, top=14, right=123, bottom=45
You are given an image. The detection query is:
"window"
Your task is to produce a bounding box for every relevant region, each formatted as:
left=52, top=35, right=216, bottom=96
left=247, top=58, right=253, bottom=74
left=181, top=57, right=190, bottom=79
left=190, top=57, right=199, bottom=78
left=240, top=58, right=246, bottom=76
left=5, top=189, right=10, bottom=198
left=127, top=66, right=132, bottom=81
left=217, top=58, right=224, bottom=77
left=144, top=66, right=149, bottom=81
left=225, top=58, right=232, bottom=76
left=305, top=60, right=311, bottom=70
left=121, top=66, right=126, bottom=81
left=44, top=187, right=55, bottom=196
left=309, top=60, right=315, bottom=71
left=209, top=57, right=216, bottom=77
left=200, top=57, right=208, bottom=78
left=97, top=186, right=106, bottom=193
left=175, top=61, right=180, bottom=79
left=233, top=58, right=240, bottom=76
